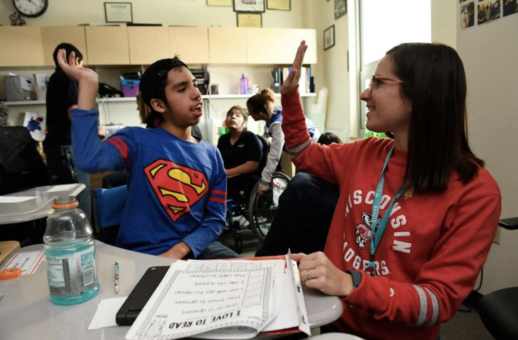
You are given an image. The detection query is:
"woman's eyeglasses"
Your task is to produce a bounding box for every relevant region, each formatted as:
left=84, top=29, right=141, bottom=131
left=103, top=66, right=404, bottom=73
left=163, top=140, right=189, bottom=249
left=368, top=75, right=405, bottom=93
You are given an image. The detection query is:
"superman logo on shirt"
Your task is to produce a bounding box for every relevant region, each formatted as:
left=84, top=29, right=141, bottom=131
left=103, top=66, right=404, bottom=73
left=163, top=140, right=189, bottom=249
left=144, top=159, right=208, bottom=222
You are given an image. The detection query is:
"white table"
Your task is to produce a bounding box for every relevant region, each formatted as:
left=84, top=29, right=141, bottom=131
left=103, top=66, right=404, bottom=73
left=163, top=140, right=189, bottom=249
left=0, top=184, right=85, bottom=225
left=0, top=241, right=343, bottom=340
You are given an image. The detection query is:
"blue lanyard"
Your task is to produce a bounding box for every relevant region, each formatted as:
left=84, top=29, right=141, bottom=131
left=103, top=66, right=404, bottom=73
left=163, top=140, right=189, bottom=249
left=368, top=148, right=406, bottom=275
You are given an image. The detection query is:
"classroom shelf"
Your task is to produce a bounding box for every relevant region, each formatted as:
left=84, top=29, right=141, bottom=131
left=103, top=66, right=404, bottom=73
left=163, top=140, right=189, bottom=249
left=2, top=93, right=317, bottom=106
left=2, top=100, right=47, bottom=106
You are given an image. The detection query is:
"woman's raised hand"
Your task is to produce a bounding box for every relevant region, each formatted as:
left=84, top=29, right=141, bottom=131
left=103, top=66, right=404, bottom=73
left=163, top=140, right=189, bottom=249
left=280, top=41, right=308, bottom=95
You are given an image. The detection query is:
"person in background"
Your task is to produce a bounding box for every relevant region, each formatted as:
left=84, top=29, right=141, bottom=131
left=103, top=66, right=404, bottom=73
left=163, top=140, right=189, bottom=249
left=217, top=106, right=262, bottom=200
left=57, top=51, right=239, bottom=260
left=44, top=43, right=91, bottom=220
left=246, top=88, right=320, bottom=195
left=282, top=41, right=500, bottom=340
left=256, top=132, right=343, bottom=257
left=316, top=132, right=343, bottom=145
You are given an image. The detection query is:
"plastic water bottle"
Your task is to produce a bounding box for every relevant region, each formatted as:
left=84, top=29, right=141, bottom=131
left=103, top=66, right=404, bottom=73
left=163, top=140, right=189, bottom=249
left=44, top=196, right=99, bottom=306
left=240, top=74, right=249, bottom=94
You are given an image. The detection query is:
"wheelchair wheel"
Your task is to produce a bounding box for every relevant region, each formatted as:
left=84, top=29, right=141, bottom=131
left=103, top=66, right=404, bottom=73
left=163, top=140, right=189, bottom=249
left=248, top=171, right=290, bottom=242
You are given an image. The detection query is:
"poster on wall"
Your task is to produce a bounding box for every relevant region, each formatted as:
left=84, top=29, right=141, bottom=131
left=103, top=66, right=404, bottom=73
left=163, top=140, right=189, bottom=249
left=460, top=1, right=475, bottom=28
left=503, top=0, right=518, bottom=16
left=477, top=0, right=501, bottom=25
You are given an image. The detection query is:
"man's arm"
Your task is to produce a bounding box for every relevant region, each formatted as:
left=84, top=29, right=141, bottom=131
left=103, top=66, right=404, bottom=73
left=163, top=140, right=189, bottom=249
left=181, top=149, right=228, bottom=258
left=57, top=49, right=127, bottom=173
left=67, top=105, right=77, bottom=121
left=159, top=241, right=192, bottom=259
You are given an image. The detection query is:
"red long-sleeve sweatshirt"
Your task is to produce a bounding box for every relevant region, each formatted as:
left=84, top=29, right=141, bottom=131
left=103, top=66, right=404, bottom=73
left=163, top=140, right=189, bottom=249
left=281, top=90, right=501, bottom=340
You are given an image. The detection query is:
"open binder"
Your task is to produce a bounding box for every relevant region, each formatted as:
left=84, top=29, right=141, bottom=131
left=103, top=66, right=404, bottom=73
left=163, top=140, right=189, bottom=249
left=125, top=252, right=310, bottom=340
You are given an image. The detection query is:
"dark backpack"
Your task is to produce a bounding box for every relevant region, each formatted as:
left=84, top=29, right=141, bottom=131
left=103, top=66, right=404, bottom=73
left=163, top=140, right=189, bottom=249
left=0, top=127, right=48, bottom=195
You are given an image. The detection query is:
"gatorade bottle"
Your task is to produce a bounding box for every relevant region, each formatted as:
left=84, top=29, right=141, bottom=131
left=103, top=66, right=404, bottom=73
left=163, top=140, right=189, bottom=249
left=44, top=197, right=99, bottom=306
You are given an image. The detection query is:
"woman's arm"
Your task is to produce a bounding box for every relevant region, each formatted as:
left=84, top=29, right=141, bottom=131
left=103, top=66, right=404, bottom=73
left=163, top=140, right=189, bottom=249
left=259, top=123, right=284, bottom=188
left=280, top=41, right=342, bottom=184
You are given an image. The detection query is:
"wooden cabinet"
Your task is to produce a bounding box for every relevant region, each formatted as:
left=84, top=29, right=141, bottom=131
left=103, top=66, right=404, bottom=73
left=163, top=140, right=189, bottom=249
left=281, top=29, right=317, bottom=64
left=220, top=28, right=317, bottom=65
left=41, top=27, right=88, bottom=66
left=208, top=28, right=247, bottom=64
left=169, top=27, right=210, bottom=64
left=0, top=27, right=44, bottom=67
left=246, top=28, right=284, bottom=64
left=0, top=26, right=317, bottom=67
left=128, top=27, right=170, bottom=65
left=85, top=27, right=130, bottom=65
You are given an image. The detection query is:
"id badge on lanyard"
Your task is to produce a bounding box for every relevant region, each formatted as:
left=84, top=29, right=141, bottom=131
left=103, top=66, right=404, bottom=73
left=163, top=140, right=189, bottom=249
left=367, top=148, right=406, bottom=277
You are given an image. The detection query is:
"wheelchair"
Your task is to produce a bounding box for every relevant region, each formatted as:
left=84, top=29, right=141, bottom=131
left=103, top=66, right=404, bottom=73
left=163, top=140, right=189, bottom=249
left=224, top=135, right=291, bottom=253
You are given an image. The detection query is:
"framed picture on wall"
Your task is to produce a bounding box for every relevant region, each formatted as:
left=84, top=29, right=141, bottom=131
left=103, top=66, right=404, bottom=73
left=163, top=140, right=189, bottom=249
left=104, top=2, right=133, bottom=23
left=334, top=0, right=347, bottom=19
left=267, top=0, right=291, bottom=11
left=233, top=0, right=265, bottom=13
left=207, top=0, right=232, bottom=6
left=237, top=12, right=263, bottom=27
left=324, top=25, right=335, bottom=50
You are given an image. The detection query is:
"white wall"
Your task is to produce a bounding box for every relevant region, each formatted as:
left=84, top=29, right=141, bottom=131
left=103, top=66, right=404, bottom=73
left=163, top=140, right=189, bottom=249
left=431, top=0, right=457, bottom=48
left=0, top=0, right=304, bottom=28
left=305, top=0, right=350, bottom=139
left=457, top=12, right=518, bottom=294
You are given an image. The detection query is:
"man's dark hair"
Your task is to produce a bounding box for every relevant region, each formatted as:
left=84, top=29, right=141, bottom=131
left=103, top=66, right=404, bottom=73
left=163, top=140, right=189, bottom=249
left=53, top=43, right=83, bottom=68
left=386, top=42, right=484, bottom=194
left=140, top=57, right=189, bottom=113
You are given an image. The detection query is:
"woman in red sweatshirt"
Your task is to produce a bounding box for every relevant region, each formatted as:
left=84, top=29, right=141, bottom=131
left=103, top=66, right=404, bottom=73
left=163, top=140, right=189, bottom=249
left=283, top=42, right=501, bottom=340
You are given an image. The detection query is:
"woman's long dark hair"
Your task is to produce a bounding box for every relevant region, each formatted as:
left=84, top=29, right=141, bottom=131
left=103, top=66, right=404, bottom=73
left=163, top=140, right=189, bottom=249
left=387, top=43, right=484, bottom=194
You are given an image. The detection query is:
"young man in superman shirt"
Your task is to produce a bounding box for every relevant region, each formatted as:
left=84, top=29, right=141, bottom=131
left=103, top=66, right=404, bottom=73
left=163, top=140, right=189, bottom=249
left=56, top=50, right=239, bottom=259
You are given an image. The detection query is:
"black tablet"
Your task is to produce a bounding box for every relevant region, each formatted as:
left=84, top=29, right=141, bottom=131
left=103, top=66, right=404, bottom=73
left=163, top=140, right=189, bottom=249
left=116, top=266, right=169, bottom=326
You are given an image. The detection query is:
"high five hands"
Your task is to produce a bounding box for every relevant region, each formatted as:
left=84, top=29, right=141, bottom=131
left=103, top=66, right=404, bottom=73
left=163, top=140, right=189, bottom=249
left=280, top=41, right=308, bottom=95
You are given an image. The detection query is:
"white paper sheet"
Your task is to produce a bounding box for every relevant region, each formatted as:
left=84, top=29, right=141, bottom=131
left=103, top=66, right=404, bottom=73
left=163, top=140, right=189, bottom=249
left=23, top=112, right=46, bottom=141
left=88, top=296, right=128, bottom=330
left=2, top=251, right=44, bottom=275
left=46, top=184, right=78, bottom=193
left=286, top=251, right=311, bottom=336
left=0, top=196, right=34, bottom=203
left=126, top=260, right=284, bottom=340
